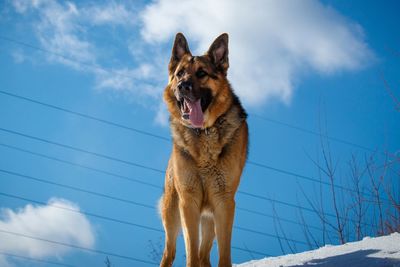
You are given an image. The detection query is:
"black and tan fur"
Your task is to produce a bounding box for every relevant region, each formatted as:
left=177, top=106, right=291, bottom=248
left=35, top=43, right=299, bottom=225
left=160, top=33, right=248, bottom=267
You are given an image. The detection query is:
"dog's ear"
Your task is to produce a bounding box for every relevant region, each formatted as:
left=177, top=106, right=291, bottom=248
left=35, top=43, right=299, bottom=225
left=169, top=33, right=191, bottom=74
left=207, top=33, right=229, bottom=73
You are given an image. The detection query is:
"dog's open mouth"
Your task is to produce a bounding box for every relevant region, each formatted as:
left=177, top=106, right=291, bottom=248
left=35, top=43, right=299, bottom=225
left=180, top=98, right=204, bottom=128
left=176, top=88, right=212, bottom=128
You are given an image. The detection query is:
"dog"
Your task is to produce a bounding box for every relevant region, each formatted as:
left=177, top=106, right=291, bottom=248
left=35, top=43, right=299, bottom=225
left=159, top=33, right=248, bottom=267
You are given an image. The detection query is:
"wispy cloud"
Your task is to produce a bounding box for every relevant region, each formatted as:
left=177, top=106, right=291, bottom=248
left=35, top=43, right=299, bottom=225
left=10, top=0, right=146, bottom=89
left=0, top=198, right=95, bottom=266
left=94, top=63, right=162, bottom=99
left=11, top=49, right=26, bottom=63
left=8, top=0, right=375, bottom=125
left=83, top=2, right=139, bottom=26
left=11, top=0, right=31, bottom=13
left=140, top=0, right=375, bottom=106
left=13, top=0, right=96, bottom=69
left=155, top=102, right=169, bottom=126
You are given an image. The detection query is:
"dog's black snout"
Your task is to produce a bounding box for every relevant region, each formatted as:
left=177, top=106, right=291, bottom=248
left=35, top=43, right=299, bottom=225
left=178, top=80, right=193, bottom=91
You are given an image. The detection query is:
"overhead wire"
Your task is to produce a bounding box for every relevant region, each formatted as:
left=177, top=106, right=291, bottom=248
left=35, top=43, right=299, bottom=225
left=0, top=90, right=384, bottom=198
left=0, top=127, right=377, bottom=227
left=0, top=126, right=387, bottom=220
left=0, top=142, right=330, bottom=233
left=248, top=113, right=376, bottom=153
left=0, top=193, right=273, bottom=256
left=0, top=143, right=162, bottom=190
left=0, top=90, right=170, bottom=142
left=0, top=127, right=165, bottom=174
left=0, top=229, right=158, bottom=265
left=0, top=34, right=388, bottom=261
left=0, top=191, right=164, bottom=233
left=0, top=251, right=77, bottom=267
left=0, top=33, right=377, bottom=153
left=0, top=125, right=377, bottom=202
left=0, top=187, right=309, bottom=247
left=0, top=88, right=378, bottom=153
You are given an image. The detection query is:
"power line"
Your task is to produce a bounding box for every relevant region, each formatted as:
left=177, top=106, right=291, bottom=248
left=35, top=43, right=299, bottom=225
left=0, top=251, right=76, bottom=267
left=0, top=192, right=273, bottom=256
left=0, top=90, right=382, bottom=198
left=247, top=160, right=361, bottom=196
left=0, top=192, right=164, bottom=233
left=237, top=191, right=315, bottom=213
left=0, top=127, right=165, bottom=174
left=0, top=168, right=157, bottom=210
left=0, top=89, right=376, bottom=154
left=0, top=143, right=328, bottom=233
left=0, top=229, right=158, bottom=266
left=0, top=128, right=342, bottom=218
left=235, top=206, right=328, bottom=234
left=0, top=33, right=378, bottom=154
left=234, top=225, right=308, bottom=245
left=0, top=169, right=308, bottom=246
left=0, top=127, right=379, bottom=226
left=0, top=143, right=163, bottom=190
left=0, top=230, right=270, bottom=264
left=230, top=246, right=271, bottom=257
left=0, top=34, right=386, bottom=257
left=0, top=90, right=170, bottom=142
left=0, top=143, right=375, bottom=245
left=0, top=37, right=389, bottom=195
left=249, top=113, right=376, bottom=153
left=0, top=90, right=377, bottom=196
left=4, top=164, right=308, bottom=247
left=0, top=173, right=336, bottom=250
left=0, top=126, right=367, bottom=201
left=237, top=190, right=374, bottom=228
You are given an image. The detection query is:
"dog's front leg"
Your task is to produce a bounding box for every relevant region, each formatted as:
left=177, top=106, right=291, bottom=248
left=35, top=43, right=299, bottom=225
left=173, top=146, right=203, bottom=267
left=213, top=196, right=235, bottom=267
left=179, top=194, right=201, bottom=267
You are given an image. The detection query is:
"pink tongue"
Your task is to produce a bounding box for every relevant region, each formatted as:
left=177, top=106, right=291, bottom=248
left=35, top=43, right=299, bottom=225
left=187, top=99, right=204, bottom=128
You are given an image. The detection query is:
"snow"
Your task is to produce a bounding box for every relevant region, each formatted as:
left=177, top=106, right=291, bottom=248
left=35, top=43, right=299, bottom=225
left=235, top=233, right=400, bottom=267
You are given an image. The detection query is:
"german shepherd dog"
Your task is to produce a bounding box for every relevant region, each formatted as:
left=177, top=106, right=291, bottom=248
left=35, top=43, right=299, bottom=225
left=160, top=33, right=248, bottom=267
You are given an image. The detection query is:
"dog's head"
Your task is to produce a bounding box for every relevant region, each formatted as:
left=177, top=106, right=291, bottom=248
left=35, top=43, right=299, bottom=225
left=164, top=33, right=233, bottom=129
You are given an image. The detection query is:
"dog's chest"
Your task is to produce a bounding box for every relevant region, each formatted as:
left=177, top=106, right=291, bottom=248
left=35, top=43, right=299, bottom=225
left=172, top=118, right=238, bottom=165
left=195, top=127, right=223, bottom=164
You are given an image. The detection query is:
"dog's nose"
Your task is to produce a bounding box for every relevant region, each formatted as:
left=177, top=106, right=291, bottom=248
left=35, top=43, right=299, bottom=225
left=178, top=80, right=192, bottom=91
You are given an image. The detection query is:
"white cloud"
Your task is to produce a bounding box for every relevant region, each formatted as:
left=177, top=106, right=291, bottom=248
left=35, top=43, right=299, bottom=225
left=11, top=49, right=26, bottom=63
left=140, top=0, right=374, bottom=106
left=94, top=63, right=163, bottom=100
left=8, top=0, right=375, bottom=127
left=0, top=256, right=11, bottom=267
left=84, top=2, right=138, bottom=26
left=10, top=0, right=160, bottom=99
left=11, top=0, right=31, bottom=13
left=155, top=102, right=169, bottom=126
left=0, top=198, right=95, bottom=265
left=14, top=0, right=96, bottom=69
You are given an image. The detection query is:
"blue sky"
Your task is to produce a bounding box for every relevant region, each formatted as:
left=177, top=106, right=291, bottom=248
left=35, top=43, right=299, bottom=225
left=0, top=0, right=399, bottom=266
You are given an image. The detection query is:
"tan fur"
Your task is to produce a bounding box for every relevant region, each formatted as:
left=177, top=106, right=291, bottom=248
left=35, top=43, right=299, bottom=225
left=160, top=33, right=248, bottom=267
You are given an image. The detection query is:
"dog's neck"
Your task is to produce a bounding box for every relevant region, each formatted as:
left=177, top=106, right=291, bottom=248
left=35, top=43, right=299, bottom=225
left=170, top=102, right=246, bottom=165
left=172, top=102, right=245, bottom=145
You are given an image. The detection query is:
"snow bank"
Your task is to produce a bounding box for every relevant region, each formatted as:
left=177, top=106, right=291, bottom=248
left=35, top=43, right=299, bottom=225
left=235, top=232, right=400, bottom=267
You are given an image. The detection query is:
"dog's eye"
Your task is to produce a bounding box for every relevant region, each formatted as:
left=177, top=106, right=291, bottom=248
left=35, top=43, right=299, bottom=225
left=196, top=70, right=207, bottom=79
left=177, top=69, right=185, bottom=78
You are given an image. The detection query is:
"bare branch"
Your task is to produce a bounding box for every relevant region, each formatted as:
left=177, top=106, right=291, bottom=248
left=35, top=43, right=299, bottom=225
left=380, top=72, right=400, bottom=112
left=272, top=203, right=296, bottom=253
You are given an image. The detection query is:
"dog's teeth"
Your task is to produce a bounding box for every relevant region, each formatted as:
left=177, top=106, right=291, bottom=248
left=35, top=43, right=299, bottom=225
left=182, top=99, right=191, bottom=113
left=184, top=99, right=192, bottom=112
